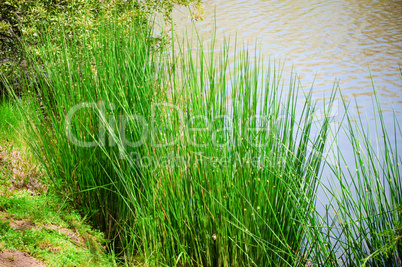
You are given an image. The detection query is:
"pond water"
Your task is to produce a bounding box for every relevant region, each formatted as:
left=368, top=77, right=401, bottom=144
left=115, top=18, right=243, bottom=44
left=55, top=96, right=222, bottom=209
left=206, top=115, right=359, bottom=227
left=172, top=0, right=402, bottom=114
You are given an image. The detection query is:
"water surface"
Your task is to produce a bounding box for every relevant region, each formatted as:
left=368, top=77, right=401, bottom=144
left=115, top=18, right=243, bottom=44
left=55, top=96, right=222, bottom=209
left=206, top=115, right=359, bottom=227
left=172, top=0, right=402, bottom=113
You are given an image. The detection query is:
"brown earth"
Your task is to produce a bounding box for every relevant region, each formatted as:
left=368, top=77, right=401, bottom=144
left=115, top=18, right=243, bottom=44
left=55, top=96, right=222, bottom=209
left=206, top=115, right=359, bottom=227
left=0, top=250, right=46, bottom=267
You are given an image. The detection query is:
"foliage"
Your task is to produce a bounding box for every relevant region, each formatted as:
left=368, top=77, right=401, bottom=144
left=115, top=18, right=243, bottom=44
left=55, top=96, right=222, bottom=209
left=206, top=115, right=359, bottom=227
left=0, top=0, right=202, bottom=96
left=3, top=10, right=401, bottom=266
left=0, top=0, right=201, bottom=53
left=6, top=17, right=334, bottom=265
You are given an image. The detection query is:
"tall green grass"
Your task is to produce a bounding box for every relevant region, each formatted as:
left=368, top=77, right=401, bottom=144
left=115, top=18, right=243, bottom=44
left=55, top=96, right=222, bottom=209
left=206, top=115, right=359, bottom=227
left=5, top=18, right=401, bottom=266
left=0, top=99, right=24, bottom=142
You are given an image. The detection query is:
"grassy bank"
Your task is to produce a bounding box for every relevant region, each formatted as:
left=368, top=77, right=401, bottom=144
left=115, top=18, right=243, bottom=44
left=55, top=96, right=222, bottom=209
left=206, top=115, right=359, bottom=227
left=0, top=101, right=116, bottom=266
left=3, top=17, right=401, bottom=266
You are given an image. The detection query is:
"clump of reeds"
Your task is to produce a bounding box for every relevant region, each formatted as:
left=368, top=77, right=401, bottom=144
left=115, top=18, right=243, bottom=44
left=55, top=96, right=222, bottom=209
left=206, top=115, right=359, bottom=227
left=6, top=17, right=401, bottom=266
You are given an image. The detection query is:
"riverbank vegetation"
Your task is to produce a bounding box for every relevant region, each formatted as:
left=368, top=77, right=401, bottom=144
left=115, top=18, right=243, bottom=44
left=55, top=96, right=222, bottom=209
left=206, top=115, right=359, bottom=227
left=0, top=100, right=116, bottom=266
left=1, top=4, right=401, bottom=267
left=0, top=0, right=201, bottom=97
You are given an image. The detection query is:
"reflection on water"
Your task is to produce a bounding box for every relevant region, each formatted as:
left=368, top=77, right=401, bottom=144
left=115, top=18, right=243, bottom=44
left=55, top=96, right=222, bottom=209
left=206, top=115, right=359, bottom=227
left=172, top=0, right=402, bottom=112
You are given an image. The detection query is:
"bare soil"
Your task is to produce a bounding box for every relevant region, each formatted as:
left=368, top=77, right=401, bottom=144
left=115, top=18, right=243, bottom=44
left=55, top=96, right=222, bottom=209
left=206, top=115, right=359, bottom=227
left=0, top=250, right=46, bottom=267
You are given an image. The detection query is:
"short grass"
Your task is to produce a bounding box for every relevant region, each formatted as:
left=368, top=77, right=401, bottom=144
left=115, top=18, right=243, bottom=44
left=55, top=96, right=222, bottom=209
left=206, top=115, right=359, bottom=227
left=0, top=193, right=114, bottom=266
